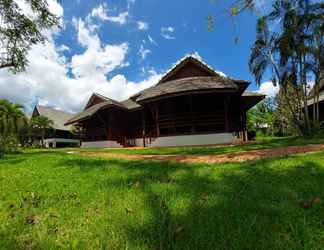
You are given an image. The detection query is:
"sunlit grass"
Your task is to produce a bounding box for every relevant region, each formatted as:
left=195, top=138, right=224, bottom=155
left=1, top=149, right=324, bottom=249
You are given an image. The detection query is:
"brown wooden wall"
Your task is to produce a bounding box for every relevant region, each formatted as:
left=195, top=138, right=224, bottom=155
left=79, top=92, right=247, bottom=145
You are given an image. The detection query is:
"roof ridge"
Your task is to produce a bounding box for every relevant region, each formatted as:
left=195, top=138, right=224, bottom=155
left=36, top=105, right=73, bottom=115
left=157, top=54, right=227, bottom=84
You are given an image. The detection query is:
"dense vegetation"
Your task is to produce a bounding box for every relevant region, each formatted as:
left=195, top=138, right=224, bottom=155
left=0, top=99, right=54, bottom=158
left=211, top=0, right=324, bottom=136
left=1, top=150, right=324, bottom=249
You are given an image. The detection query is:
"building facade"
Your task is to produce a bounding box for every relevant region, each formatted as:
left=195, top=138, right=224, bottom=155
left=66, top=56, right=264, bottom=148
left=32, top=105, right=80, bottom=148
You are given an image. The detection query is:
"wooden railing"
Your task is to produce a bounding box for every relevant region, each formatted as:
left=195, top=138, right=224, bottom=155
left=157, top=112, right=225, bottom=129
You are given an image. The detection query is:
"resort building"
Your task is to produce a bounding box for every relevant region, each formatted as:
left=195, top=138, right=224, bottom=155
left=308, top=80, right=324, bottom=122
left=32, top=105, right=80, bottom=148
left=65, top=55, right=265, bottom=148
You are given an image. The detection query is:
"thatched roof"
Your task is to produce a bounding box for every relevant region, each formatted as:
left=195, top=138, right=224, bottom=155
left=65, top=55, right=263, bottom=125
left=132, top=76, right=239, bottom=102
left=33, top=105, right=75, bottom=131
left=241, top=91, right=266, bottom=109
left=65, top=97, right=141, bottom=125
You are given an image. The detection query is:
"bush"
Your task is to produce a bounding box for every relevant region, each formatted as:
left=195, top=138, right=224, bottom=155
left=0, top=135, right=19, bottom=158
left=248, top=131, right=257, bottom=141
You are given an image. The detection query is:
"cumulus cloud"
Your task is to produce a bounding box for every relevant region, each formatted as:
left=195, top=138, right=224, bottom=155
left=137, top=21, right=149, bottom=30
left=161, top=26, right=175, bottom=40
left=91, top=3, right=129, bottom=25
left=257, top=81, right=279, bottom=97
left=0, top=4, right=162, bottom=114
left=71, top=17, right=129, bottom=78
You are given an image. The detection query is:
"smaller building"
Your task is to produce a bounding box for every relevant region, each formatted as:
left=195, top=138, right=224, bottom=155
left=32, top=105, right=80, bottom=148
left=308, top=80, right=324, bottom=121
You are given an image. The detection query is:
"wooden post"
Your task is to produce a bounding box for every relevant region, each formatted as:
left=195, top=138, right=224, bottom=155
left=224, top=97, right=230, bottom=132
left=142, top=108, right=146, bottom=147
left=242, top=110, right=247, bottom=141
left=155, top=104, right=160, bottom=137
left=189, top=95, right=195, bottom=133
left=96, top=112, right=109, bottom=139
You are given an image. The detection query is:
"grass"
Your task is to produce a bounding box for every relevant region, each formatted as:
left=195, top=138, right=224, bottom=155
left=1, top=149, right=324, bottom=249
left=59, top=135, right=324, bottom=155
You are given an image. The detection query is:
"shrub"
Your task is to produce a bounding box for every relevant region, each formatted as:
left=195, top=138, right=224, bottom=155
left=248, top=131, right=257, bottom=141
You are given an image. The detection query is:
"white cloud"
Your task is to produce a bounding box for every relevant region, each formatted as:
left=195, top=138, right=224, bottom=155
left=57, top=44, right=70, bottom=52
left=138, top=44, right=151, bottom=60
left=71, top=17, right=129, bottom=78
left=148, top=35, right=157, bottom=45
left=0, top=11, right=162, bottom=114
left=91, top=3, right=129, bottom=25
left=161, top=26, right=175, bottom=40
left=137, top=21, right=149, bottom=30
left=257, top=81, right=279, bottom=97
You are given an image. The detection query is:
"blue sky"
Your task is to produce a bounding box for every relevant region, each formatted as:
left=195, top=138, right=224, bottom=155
left=0, top=0, right=278, bottom=113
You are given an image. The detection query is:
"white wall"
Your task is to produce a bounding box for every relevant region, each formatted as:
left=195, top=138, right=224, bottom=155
left=148, top=133, right=235, bottom=148
left=44, top=138, right=80, bottom=148
left=81, top=140, right=122, bottom=148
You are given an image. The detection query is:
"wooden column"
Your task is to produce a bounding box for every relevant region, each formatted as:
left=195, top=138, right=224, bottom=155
left=243, top=110, right=247, bottom=141
left=142, top=108, right=146, bottom=147
left=224, top=97, right=230, bottom=132
left=96, top=112, right=109, bottom=139
left=189, top=95, right=195, bottom=133
left=155, top=104, right=160, bottom=137
left=107, top=114, right=111, bottom=140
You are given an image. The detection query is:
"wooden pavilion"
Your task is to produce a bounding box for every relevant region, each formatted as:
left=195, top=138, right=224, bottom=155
left=65, top=55, right=265, bottom=148
left=32, top=105, right=80, bottom=148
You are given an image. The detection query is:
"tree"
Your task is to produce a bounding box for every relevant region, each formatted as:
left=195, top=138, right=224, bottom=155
left=30, top=115, right=53, bottom=147
left=0, top=0, right=59, bottom=72
left=0, top=99, right=26, bottom=157
left=249, top=0, right=324, bottom=135
left=247, top=98, right=276, bottom=135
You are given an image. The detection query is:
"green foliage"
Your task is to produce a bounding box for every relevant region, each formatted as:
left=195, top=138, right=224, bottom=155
left=30, top=115, right=54, bottom=147
left=0, top=99, right=26, bottom=157
left=249, top=0, right=324, bottom=135
left=247, top=98, right=276, bottom=134
left=1, top=148, right=324, bottom=248
left=0, top=0, right=59, bottom=72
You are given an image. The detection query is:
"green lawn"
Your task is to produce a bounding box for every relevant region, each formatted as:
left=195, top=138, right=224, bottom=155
left=1, top=149, right=324, bottom=249
left=70, top=136, right=324, bottom=155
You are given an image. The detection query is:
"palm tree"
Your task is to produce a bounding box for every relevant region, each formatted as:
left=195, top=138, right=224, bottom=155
left=249, top=0, right=323, bottom=135
left=0, top=99, right=27, bottom=157
left=0, top=99, right=26, bottom=135
left=30, top=116, right=54, bottom=147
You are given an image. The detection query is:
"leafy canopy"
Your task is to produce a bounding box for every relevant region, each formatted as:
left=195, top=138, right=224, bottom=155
left=0, top=0, right=59, bottom=72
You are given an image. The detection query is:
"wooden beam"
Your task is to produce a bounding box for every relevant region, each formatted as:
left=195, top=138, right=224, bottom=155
left=224, top=97, right=230, bottom=132
left=155, top=104, right=160, bottom=137
left=96, top=112, right=109, bottom=139
left=189, top=94, right=195, bottom=133
left=142, top=108, right=146, bottom=147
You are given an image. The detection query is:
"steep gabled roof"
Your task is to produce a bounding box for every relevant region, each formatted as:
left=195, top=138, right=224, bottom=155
left=132, top=76, right=239, bottom=102
left=84, top=93, right=123, bottom=110
left=65, top=96, right=142, bottom=125
left=33, top=105, right=75, bottom=131
left=158, top=55, right=220, bottom=84
left=65, top=55, right=262, bottom=125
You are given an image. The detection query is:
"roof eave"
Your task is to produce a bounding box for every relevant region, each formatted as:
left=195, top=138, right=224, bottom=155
left=136, top=88, right=238, bottom=103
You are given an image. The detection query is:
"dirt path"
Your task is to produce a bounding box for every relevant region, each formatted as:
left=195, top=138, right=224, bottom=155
left=80, top=144, right=324, bottom=164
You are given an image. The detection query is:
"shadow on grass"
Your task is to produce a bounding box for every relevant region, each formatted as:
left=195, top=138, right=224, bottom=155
left=56, top=153, right=324, bottom=249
